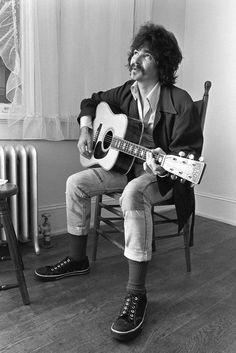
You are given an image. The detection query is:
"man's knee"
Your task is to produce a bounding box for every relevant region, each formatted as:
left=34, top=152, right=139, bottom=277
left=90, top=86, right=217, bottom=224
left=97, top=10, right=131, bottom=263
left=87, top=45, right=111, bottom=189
left=66, top=172, right=91, bottom=199
left=120, top=182, right=144, bottom=211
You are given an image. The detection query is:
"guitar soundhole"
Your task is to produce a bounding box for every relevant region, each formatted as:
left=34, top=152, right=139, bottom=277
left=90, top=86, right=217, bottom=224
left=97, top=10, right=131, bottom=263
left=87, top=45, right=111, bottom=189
left=103, top=130, right=113, bottom=150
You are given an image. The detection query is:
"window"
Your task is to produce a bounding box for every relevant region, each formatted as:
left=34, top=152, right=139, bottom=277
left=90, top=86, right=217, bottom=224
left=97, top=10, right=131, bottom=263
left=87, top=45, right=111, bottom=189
left=0, top=0, right=20, bottom=121
left=0, top=57, right=11, bottom=117
left=0, top=57, right=10, bottom=104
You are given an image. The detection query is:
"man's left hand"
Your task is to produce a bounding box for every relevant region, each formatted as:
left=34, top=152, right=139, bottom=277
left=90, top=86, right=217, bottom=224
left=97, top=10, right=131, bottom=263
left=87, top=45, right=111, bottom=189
left=143, top=147, right=168, bottom=177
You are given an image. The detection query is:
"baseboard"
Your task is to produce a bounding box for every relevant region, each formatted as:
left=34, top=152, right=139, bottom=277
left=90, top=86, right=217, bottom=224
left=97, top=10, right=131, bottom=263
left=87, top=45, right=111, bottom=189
left=39, top=192, right=236, bottom=237
left=195, top=191, right=236, bottom=226
left=38, top=202, right=67, bottom=236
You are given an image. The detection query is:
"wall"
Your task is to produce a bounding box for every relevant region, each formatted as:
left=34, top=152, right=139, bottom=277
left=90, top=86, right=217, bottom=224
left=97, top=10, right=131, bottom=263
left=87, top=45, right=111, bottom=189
left=150, top=0, right=186, bottom=85
left=152, top=0, right=236, bottom=226
left=182, top=0, right=236, bottom=225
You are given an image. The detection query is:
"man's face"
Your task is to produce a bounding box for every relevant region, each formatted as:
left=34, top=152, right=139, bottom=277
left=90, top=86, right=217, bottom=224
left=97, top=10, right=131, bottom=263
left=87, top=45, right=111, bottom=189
left=129, top=46, right=158, bottom=82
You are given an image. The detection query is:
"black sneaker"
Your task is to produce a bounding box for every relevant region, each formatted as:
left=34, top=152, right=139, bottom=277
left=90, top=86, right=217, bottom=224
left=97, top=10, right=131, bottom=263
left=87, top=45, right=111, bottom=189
left=34, top=256, right=90, bottom=281
left=111, top=293, right=147, bottom=341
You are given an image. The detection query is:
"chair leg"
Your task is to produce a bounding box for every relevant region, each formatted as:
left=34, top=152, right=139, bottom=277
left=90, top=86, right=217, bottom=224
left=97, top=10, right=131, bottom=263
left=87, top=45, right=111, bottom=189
left=1, top=206, right=30, bottom=305
left=183, top=219, right=191, bottom=272
left=92, top=195, right=102, bottom=261
left=151, top=207, right=156, bottom=252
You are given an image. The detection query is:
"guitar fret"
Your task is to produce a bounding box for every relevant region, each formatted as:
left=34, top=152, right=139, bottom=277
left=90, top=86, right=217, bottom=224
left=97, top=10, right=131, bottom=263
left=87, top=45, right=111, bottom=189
left=128, top=145, right=133, bottom=153
left=123, top=141, right=128, bottom=152
left=140, top=149, right=145, bottom=159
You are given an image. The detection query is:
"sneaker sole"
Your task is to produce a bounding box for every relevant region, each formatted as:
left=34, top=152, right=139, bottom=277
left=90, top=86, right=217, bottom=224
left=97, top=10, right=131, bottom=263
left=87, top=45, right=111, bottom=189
left=34, top=267, right=90, bottom=281
left=111, top=323, right=144, bottom=342
left=111, top=303, right=147, bottom=341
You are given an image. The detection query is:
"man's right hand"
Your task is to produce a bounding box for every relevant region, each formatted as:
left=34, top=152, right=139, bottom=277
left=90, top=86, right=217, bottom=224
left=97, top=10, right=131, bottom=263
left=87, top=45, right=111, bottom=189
left=77, top=127, right=93, bottom=158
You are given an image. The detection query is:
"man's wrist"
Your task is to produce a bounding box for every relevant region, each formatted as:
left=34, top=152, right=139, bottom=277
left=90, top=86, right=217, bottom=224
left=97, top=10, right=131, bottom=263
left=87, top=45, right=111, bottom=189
left=81, top=126, right=92, bottom=131
left=157, top=171, right=169, bottom=178
left=80, top=115, right=93, bottom=130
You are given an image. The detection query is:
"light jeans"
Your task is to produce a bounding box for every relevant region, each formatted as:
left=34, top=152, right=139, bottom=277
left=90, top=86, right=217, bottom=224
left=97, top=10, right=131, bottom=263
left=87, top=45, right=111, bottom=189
left=66, top=164, right=172, bottom=262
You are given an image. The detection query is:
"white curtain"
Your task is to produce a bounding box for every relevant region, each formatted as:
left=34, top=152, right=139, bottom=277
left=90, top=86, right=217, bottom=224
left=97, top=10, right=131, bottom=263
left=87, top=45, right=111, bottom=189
left=0, top=0, right=21, bottom=104
left=59, top=0, right=134, bottom=117
left=133, top=0, right=156, bottom=34
left=0, top=0, right=155, bottom=140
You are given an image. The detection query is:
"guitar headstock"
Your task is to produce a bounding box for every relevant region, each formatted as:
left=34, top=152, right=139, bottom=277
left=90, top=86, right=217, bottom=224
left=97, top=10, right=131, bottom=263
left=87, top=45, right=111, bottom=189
left=160, top=154, right=206, bottom=185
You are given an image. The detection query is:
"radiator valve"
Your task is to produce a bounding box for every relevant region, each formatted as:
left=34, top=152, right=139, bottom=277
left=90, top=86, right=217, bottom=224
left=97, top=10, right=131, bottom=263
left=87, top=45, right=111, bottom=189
left=40, top=213, right=52, bottom=248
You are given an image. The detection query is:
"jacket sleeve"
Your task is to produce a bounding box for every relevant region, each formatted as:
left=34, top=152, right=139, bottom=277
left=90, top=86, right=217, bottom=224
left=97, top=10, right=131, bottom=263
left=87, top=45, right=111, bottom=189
left=169, top=91, right=203, bottom=158
left=77, top=81, right=132, bottom=125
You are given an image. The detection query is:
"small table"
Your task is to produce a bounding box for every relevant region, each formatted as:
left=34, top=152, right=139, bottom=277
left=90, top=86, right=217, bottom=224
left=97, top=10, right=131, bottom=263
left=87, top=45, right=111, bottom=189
left=0, top=183, right=30, bottom=305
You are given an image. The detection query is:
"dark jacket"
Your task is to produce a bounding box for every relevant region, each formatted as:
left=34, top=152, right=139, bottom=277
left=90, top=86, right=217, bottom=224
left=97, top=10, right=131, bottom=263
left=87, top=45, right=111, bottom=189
left=78, top=80, right=203, bottom=234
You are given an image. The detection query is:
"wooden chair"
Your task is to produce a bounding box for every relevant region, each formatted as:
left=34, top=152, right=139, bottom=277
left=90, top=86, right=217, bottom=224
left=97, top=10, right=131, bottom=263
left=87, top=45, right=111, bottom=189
left=0, top=183, right=30, bottom=305
left=92, top=81, right=212, bottom=272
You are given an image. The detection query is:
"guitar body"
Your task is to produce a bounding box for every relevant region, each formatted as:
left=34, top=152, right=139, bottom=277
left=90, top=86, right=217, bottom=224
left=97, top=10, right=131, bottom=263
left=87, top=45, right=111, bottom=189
left=80, top=102, right=143, bottom=174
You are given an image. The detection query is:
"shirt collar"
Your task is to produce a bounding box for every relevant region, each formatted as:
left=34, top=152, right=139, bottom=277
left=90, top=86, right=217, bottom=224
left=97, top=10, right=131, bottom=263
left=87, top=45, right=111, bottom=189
left=130, top=81, right=140, bottom=100
left=131, top=81, right=160, bottom=111
left=146, top=82, right=160, bottom=112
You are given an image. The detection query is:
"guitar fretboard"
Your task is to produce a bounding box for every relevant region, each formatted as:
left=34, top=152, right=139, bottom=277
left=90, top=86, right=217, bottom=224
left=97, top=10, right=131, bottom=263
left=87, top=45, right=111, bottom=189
left=111, top=136, right=164, bottom=165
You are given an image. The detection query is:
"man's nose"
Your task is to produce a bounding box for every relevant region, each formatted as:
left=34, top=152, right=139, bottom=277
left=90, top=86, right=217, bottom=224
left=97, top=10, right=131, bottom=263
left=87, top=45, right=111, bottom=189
left=131, top=55, right=141, bottom=65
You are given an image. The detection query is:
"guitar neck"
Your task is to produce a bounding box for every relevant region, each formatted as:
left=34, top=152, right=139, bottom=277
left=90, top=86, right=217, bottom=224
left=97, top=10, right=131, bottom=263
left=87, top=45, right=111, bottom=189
left=111, top=136, right=164, bottom=165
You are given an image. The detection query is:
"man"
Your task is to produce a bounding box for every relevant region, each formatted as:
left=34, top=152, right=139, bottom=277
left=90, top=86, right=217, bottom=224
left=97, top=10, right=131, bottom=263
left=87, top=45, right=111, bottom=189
left=35, top=23, right=203, bottom=341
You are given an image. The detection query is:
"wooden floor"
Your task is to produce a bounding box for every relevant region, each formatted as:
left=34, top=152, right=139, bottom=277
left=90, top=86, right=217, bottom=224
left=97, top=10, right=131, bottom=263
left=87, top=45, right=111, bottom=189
left=0, top=214, right=236, bottom=353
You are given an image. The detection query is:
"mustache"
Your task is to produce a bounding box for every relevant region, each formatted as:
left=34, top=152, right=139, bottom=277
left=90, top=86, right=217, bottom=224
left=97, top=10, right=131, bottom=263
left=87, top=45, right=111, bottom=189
left=129, top=63, right=145, bottom=73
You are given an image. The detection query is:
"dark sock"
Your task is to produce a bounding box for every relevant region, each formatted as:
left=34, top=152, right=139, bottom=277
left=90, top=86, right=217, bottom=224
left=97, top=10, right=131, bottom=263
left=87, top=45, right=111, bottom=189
left=126, top=259, right=149, bottom=296
left=69, top=234, right=88, bottom=262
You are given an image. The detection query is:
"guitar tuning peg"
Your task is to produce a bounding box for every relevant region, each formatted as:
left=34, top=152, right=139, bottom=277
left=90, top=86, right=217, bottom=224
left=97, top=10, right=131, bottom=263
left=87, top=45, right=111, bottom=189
left=190, top=183, right=195, bottom=188
left=170, top=174, right=178, bottom=180
left=180, top=178, right=186, bottom=183
left=178, top=151, right=186, bottom=157
left=199, top=156, right=204, bottom=162
left=188, top=154, right=195, bottom=160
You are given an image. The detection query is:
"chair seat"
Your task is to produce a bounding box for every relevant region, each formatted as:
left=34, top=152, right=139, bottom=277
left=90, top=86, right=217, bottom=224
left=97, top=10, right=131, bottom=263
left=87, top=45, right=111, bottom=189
left=103, top=190, right=174, bottom=206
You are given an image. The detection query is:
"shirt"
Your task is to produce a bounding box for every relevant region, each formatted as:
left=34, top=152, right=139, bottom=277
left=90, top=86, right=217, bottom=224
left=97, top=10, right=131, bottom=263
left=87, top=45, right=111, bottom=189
left=130, top=81, right=160, bottom=149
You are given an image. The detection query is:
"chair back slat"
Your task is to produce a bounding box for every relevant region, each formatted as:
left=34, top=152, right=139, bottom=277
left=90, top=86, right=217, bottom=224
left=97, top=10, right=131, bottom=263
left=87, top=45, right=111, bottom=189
left=194, top=81, right=212, bottom=131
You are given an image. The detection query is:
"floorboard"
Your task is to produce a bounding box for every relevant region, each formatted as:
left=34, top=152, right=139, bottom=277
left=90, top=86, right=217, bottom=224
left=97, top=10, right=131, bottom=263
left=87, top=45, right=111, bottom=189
left=0, top=214, right=235, bottom=353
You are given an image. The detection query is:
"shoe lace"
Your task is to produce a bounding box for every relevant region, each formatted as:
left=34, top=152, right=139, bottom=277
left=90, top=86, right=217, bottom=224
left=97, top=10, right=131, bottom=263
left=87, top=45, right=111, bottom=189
left=119, top=294, right=139, bottom=322
left=50, top=257, right=71, bottom=272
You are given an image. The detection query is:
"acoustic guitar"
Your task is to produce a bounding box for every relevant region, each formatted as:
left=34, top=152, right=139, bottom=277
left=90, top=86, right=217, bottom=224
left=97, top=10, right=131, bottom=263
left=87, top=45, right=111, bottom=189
left=80, top=102, right=206, bottom=185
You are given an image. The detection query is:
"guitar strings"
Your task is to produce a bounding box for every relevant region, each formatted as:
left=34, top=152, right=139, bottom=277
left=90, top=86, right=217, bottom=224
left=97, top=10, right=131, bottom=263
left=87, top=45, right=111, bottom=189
left=100, top=134, right=158, bottom=159
left=100, top=134, right=153, bottom=161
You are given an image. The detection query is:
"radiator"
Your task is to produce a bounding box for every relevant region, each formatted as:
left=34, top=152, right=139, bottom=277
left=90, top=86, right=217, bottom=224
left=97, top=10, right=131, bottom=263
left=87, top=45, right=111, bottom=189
left=0, top=144, right=40, bottom=254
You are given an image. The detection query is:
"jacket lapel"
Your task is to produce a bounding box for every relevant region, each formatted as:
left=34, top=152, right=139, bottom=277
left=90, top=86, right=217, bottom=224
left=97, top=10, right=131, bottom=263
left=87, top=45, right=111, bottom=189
left=129, top=98, right=139, bottom=120
left=153, top=85, right=177, bottom=129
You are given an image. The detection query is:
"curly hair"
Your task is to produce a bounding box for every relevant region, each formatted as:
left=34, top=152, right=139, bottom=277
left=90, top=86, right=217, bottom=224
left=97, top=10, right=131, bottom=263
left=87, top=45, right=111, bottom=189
left=128, top=23, right=182, bottom=86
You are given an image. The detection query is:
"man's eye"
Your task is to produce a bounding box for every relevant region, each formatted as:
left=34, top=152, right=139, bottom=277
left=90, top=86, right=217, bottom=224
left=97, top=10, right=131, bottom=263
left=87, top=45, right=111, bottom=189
left=145, top=54, right=152, bottom=60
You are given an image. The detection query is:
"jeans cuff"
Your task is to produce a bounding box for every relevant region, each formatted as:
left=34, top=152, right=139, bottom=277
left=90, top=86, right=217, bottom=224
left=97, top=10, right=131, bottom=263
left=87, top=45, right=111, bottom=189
left=124, top=248, right=152, bottom=262
left=67, top=225, right=89, bottom=236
